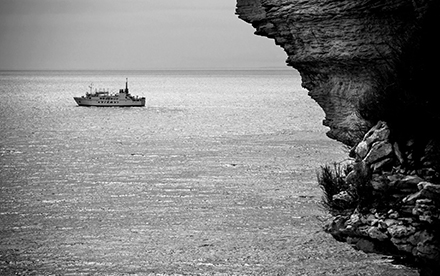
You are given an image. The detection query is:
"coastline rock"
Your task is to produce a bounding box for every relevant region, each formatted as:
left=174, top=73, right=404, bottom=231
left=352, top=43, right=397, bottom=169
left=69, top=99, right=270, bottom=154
left=363, top=141, right=393, bottom=165
left=364, top=121, right=390, bottom=146
left=236, top=0, right=440, bottom=274
left=368, top=226, right=388, bottom=241
left=320, top=121, right=440, bottom=275
left=355, top=140, right=369, bottom=160
left=236, top=0, right=436, bottom=145
left=418, top=182, right=440, bottom=202
left=332, top=191, right=354, bottom=208
left=370, top=157, right=394, bottom=172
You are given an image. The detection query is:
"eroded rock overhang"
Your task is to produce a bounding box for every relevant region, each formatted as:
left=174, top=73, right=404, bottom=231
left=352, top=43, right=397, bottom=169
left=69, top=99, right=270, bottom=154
left=236, top=0, right=437, bottom=146
left=236, top=1, right=440, bottom=275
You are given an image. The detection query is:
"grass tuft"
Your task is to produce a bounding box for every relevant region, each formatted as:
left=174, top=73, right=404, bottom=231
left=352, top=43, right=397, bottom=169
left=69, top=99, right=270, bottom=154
left=317, top=163, right=355, bottom=214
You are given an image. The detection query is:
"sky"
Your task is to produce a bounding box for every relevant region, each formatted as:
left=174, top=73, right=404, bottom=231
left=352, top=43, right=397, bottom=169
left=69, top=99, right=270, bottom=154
left=0, top=0, right=288, bottom=70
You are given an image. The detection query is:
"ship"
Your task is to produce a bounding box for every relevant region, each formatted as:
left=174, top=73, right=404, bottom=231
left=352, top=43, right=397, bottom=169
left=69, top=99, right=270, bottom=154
left=74, top=78, right=146, bottom=107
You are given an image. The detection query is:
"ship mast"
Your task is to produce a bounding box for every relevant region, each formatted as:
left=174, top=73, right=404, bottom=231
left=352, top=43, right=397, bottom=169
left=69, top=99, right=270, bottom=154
left=125, top=78, right=129, bottom=93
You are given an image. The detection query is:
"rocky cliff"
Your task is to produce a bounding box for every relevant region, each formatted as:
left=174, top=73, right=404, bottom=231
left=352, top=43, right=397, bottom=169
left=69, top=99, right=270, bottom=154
left=236, top=0, right=439, bottom=275
left=236, top=0, right=438, bottom=146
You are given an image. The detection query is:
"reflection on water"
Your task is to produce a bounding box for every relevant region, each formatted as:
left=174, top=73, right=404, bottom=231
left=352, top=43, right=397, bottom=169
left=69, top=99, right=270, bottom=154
left=0, top=71, right=415, bottom=275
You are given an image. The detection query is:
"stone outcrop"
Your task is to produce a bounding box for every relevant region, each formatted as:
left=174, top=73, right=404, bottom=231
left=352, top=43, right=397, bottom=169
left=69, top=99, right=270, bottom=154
left=236, top=0, right=438, bottom=146
left=236, top=0, right=440, bottom=275
left=325, top=122, right=440, bottom=275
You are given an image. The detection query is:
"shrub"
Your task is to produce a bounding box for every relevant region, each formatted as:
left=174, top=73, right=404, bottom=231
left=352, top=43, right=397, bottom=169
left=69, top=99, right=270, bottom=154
left=317, top=162, right=356, bottom=214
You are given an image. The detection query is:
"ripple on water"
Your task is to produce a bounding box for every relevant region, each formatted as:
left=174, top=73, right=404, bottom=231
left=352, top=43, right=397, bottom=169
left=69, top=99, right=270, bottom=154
left=0, top=71, right=416, bottom=275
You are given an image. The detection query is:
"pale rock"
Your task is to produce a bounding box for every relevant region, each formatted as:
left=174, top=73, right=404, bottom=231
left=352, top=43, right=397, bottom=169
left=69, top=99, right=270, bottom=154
left=388, top=224, right=416, bottom=238
left=363, top=141, right=393, bottom=165
left=389, top=210, right=400, bottom=219
left=383, top=218, right=399, bottom=227
left=332, top=191, right=354, bottom=207
left=395, top=175, right=424, bottom=190
left=393, top=142, right=404, bottom=164
left=374, top=212, right=383, bottom=219
left=370, top=157, right=394, bottom=172
left=420, top=183, right=440, bottom=201
left=355, top=140, right=369, bottom=160
left=347, top=213, right=361, bottom=227
left=364, top=214, right=377, bottom=225
left=364, top=121, right=390, bottom=146
left=418, top=181, right=430, bottom=190
left=370, top=218, right=380, bottom=226
left=403, top=190, right=423, bottom=204
left=368, top=227, right=388, bottom=241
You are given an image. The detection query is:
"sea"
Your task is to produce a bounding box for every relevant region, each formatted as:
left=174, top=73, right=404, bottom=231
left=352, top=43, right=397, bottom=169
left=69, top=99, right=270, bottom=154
left=0, top=70, right=417, bottom=275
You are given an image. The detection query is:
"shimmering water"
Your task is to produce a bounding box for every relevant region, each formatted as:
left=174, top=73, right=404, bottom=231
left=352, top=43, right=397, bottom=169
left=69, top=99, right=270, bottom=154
left=0, top=70, right=416, bottom=275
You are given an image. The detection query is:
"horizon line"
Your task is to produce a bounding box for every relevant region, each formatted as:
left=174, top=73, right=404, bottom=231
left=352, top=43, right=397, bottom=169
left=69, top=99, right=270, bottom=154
left=0, top=68, right=297, bottom=72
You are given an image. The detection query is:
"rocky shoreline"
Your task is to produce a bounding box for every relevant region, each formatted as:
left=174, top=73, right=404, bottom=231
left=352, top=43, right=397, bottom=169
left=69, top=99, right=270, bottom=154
left=236, top=0, right=439, bottom=275
left=324, top=121, right=440, bottom=275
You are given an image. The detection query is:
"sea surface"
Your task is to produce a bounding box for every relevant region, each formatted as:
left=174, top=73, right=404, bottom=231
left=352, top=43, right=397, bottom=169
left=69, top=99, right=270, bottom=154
left=0, top=70, right=416, bottom=275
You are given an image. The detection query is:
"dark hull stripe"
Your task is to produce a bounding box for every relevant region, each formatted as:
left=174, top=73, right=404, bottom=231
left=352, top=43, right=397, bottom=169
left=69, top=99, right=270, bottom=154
left=77, top=104, right=145, bottom=107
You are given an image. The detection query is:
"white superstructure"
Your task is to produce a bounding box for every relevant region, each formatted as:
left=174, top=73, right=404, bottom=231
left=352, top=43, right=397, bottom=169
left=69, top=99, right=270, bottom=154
left=74, top=79, right=145, bottom=107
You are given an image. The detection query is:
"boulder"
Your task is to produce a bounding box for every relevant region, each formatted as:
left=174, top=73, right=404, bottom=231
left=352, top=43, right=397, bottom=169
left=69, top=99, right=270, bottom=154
left=363, top=141, right=394, bottom=165
left=388, top=224, right=416, bottom=239
left=368, top=226, right=388, bottom=241
left=332, top=191, right=355, bottom=208
left=364, top=121, right=391, bottom=146
left=394, top=175, right=424, bottom=194
left=370, top=157, right=394, bottom=172
left=355, top=140, right=369, bottom=160
left=418, top=182, right=440, bottom=201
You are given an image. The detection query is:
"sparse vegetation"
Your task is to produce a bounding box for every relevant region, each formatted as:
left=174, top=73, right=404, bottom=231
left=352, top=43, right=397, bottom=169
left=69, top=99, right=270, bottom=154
left=317, top=162, right=356, bottom=214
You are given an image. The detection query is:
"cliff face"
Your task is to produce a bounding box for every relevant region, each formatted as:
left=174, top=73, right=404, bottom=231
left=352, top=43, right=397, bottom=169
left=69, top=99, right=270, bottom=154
left=236, top=1, right=440, bottom=275
left=236, top=0, right=436, bottom=146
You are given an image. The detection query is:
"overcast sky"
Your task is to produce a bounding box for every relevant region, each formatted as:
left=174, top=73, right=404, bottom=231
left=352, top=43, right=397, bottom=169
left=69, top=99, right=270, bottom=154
left=0, top=0, right=287, bottom=70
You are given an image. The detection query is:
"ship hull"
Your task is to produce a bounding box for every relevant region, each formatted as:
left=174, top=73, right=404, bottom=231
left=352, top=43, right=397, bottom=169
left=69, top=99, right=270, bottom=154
left=74, top=97, right=146, bottom=107
left=74, top=79, right=146, bottom=107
